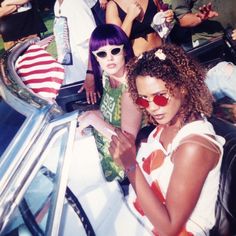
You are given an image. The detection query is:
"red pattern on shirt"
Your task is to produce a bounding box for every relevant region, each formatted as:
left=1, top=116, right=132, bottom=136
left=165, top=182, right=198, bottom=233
left=133, top=134, right=194, bottom=236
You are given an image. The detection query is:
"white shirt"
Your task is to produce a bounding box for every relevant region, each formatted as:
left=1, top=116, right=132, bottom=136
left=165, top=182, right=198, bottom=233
left=54, top=0, right=96, bottom=84
left=127, top=119, right=225, bottom=235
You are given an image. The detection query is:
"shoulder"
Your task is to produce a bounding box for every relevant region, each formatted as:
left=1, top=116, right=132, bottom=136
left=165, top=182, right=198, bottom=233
left=107, top=0, right=118, bottom=9
left=172, top=0, right=192, bottom=18
left=172, top=134, right=220, bottom=171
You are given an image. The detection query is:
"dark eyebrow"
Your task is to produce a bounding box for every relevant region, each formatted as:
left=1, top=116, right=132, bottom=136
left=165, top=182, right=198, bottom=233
left=138, top=90, right=168, bottom=98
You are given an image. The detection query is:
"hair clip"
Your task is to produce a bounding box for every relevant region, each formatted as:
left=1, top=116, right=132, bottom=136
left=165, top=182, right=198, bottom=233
left=155, top=49, right=166, bottom=60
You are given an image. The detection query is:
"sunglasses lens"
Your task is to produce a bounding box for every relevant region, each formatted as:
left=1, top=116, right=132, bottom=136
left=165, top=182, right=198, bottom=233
left=136, top=97, right=149, bottom=108
left=111, top=47, right=121, bottom=55
left=96, top=51, right=107, bottom=58
left=153, top=95, right=168, bottom=106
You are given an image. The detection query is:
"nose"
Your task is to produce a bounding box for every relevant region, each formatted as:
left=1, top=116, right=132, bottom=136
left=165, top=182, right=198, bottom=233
left=106, top=53, right=114, bottom=61
left=147, top=100, right=159, bottom=112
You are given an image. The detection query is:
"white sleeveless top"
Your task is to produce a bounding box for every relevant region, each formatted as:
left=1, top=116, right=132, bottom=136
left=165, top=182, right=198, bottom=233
left=127, top=119, right=225, bottom=235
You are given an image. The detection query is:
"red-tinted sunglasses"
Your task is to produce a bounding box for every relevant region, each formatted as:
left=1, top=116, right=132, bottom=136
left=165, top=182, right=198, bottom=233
left=136, top=94, right=169, bottom=108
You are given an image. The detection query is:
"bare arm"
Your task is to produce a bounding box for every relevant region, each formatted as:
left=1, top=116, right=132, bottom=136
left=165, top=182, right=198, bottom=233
left=77, top=110, right=116, bottom=140
left=1, top=0, right=30, bottom=7
left=78, top=56, right=101, bottom=105
left=178, top=13, right=202, bottom=27
left=110, top=131, right=219, bottom=235
left=0, top=4, right=16, bottom=17
left=121, top=90, right=142, bottom=138
left=178, top=2, right=218, bottom=27
left=106, top=0, right=141, bottom=38
left=77, top=88, right=142, bottom=139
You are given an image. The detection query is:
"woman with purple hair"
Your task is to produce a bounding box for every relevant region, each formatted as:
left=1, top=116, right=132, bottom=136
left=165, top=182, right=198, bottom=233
left=78, top=24, right=143, bottom=182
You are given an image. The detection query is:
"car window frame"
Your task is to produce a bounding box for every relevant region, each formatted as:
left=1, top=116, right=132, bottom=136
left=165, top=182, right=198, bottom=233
left=0, top=111, right=78, bottom=235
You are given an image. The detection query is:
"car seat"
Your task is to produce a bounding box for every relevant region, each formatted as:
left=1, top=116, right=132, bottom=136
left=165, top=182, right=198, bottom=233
left=209, top=117, right=236, bottom=236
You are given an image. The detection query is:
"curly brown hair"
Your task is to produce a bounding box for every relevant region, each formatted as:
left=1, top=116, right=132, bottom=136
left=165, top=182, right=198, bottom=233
left=126, top=43, right=213, bottom=124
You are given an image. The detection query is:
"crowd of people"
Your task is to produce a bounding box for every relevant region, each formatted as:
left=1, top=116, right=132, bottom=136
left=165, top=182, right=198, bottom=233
left=1, top=0, right=236, bottom=235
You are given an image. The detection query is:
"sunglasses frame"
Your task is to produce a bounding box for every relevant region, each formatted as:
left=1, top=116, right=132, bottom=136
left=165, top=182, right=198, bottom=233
left=136, top=93, right=169, bottom=108
left=92, top=44, right=124, bottom=59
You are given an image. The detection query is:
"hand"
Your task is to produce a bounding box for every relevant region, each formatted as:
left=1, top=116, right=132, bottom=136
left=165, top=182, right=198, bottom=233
left=220, top=103, right=236, bottom=122
left=195, top=3, right=218, bottom=21
left=77, top=110, right=100, bottom=136
left=109, top=128, right=137, bottom=170
left=164, top=9, right=174, bottom=23
left=126, top=2, right=142, bottom=22
left=99, top=0, right=108, bottom=10
left=78, top=73, right=101, bottom=104
left=232, top=29, right=236, bottom=40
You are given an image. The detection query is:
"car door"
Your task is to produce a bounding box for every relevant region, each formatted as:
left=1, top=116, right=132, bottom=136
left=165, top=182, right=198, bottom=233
left=0, top=107, right=78, bottom=236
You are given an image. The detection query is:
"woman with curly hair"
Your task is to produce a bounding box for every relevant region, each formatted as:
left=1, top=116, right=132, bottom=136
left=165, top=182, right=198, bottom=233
left=109, top=44, right=225, bottom=235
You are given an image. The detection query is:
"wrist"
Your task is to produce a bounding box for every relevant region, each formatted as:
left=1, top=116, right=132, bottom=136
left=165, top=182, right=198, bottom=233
left=124, top=162, right=138, bottom=175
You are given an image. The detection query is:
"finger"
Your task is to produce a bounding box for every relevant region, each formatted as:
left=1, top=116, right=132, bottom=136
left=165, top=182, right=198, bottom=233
left=114, top=128, right=133, bottom=145
left=89, top=92, right=97, bottom=104
left=86, top=92, right=91, bottom=104
left=207, top=2, right=212, bottom=11
left=78, top=85, right=85, bottom=93
left=109, top=139, right=121, bottom=160
left=114, top=127, right=125, bottom=138
left=200, top=5, right=207, bottom=14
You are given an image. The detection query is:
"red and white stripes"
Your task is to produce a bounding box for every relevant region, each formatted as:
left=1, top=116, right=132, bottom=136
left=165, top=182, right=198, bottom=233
left=15, top=44, right=64, bottom=99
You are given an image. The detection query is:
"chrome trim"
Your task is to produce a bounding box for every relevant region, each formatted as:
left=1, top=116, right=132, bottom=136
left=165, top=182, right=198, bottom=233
left=0, top=111, right=78, bottom=234
left=46, top=114, right=77, bottom=236
left=0, top=37, right=79, bottom=235
left=0, top=37, right=48, bottom=109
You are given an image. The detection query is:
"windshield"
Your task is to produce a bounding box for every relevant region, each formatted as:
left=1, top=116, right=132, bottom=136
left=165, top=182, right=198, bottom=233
left=0, top=98, right=26, bottom=157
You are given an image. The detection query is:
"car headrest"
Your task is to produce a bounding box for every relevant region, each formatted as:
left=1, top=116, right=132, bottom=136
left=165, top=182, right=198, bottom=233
left=15, top=44, right=64, bottom=99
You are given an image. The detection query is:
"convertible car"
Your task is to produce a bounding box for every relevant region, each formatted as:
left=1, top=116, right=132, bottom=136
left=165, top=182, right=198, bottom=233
left=0, top=34, right=236, bottom=236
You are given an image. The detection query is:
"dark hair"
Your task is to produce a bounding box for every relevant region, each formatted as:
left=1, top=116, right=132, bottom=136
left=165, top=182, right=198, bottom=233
left=127, top=43, right=213, bottom=124
left=89, top=24, right=134, bottom=90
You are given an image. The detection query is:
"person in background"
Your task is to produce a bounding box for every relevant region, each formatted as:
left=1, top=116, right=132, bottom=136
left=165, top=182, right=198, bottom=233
left=86, top=0, right=108, bottom=26
left=81, top=0, right=174, bottom=105
left=106, top=0, right=174, bottom=56
left=77, top=24, right=143, bottom=182
left=0, top=0, right=47, bottom=50
left=232, top=28, right=236, bottom=40
left=205, top=61, right=236, bottom=123
left=53, top=0, right=96, bottom=85
left=109, top=44, right=225, bottom=235
left=171, top=0, right=223, bottom=49
left=78, top=0, right=109, bottom=104
left=0, top=0, right=16, bottom=17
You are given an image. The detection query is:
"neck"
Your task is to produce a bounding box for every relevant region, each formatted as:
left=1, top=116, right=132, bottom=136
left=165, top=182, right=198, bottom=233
left=109, top=68, right=126, bottom=81
left=109, top=71, right=127, bottom=88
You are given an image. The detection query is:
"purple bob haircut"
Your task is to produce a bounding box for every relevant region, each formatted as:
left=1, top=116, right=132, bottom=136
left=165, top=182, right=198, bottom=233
left=89, top=24, right=134, bottom=90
